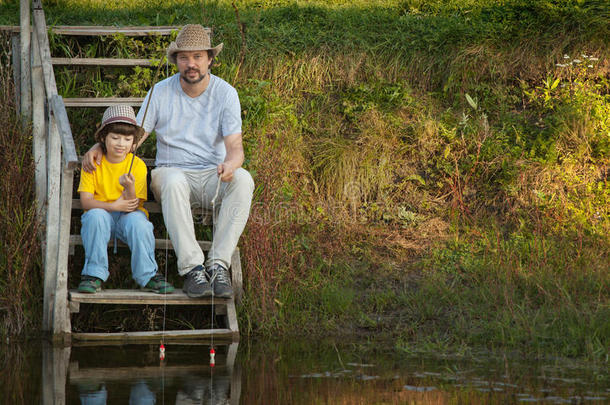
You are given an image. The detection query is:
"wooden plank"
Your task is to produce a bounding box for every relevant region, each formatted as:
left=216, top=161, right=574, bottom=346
left=231, top=249, right=243, bottom=305
left=48, top=25, right=184, bottom=36
left=0, top=26, right=21, bottom=33
left=71, top=340, right=223, bottom=347
left=70, top=199, right=213, bottom=222
left=52, top=57, right=155, bottom=66
left=31, top=27, right=47, bottom=220
left=20, top=0, right=32, bottom=121
left=52, top=134, right=75, bottom=337
left=69, top=289, right=229, bottom=305
left=72, top=328, right=235, bottom=341
left=72, top=198, right=163, bottom=213
left=50, top=95, right=79, bottom=169
left=63, top=97, right=144, bottom=107
left=78, top=155, right=155, bottom=166
left=32, top=3, right=58, bottom=97
left=225, top=299, right=240, bottom=341
left=0, top=25, right=186, bottom=36
left=69, top=235, right=213, bottom=251
left=42, top=100, right=62, bottom=333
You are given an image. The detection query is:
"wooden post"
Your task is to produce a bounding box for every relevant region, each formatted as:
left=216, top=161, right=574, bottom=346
left=31, top=27, right=47, bottom=220
left=52, top=159, right=73, bottom=340
left=231, top=248, right=243, bottom=305
left=20, top=0, right=32, bottom=122
left=43, top=106, right=61, bottom=333
left=51, top=95, right=77, bottom=340
left=11, top=35, right=21, bottom=112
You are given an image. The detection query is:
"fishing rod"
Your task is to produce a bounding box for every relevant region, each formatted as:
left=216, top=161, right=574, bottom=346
left=127, top=58, right=164, bottom=176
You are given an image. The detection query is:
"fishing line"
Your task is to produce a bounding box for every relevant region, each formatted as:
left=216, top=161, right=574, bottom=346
left=208, top=173, right=222, bottom=403
left=157, top=56, right=169, bottom=405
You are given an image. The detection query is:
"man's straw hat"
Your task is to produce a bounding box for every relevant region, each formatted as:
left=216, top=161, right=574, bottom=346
left=167, top=24, right=223, bottom=64
left=94, top=105, right=144, bottom=143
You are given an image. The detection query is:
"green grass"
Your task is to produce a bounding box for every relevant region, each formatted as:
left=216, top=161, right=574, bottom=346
left=0, top=0, right=608, bottom=359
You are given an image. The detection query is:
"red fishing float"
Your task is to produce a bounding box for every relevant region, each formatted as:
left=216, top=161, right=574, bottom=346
left=159, top=343, right=166, bottom=360
left=209, top=347, right=216, bottom=367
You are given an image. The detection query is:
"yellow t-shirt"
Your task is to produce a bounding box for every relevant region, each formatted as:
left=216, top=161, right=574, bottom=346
left=77, top=153, right=148, bottom=217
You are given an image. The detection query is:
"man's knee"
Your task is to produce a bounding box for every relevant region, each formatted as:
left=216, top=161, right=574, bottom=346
left=151, top=167, right=190, bottom=200
left=232, top=168, right=254, bottom=196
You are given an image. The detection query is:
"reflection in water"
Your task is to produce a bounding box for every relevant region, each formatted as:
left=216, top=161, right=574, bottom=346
left=2, top=340, right=606, bottom=404
left=41, top=341, right=240, bottom=405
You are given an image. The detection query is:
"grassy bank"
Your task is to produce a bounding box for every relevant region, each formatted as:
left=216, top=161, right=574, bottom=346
left=0, top=0, right=608, bottom=360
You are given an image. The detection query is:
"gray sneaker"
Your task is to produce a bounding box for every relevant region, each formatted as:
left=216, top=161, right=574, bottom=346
left=207, top=264, right=233, bottom=298
left=182, top=265, right=213, bottom=298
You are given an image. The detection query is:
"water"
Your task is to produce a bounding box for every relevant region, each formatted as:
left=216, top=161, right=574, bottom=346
left=1, top=339, right=608, bottom=404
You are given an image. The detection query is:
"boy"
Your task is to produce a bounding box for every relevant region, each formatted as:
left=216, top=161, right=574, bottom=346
left=77, top=105, right=173, bottom=294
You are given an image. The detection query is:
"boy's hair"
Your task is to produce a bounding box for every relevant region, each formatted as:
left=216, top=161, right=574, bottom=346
left=95, top=122, right=142, bottom=154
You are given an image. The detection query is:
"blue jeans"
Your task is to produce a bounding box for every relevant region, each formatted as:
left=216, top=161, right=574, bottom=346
left=81, top=209, right=157, bottom=287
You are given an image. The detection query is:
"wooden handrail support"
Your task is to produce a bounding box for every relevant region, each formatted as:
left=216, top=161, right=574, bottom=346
left=32, top=0, right=78, bottom=342
left=50, top=95, right=79, bottom=169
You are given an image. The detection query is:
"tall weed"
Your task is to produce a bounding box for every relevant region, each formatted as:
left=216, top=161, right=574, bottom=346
left=0, top=34, right=43, bottom=337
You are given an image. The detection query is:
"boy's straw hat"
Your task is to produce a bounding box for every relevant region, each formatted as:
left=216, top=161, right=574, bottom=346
left=167, top=24, right=223, bottom=64
left=94, top=105, right=144, bottom=144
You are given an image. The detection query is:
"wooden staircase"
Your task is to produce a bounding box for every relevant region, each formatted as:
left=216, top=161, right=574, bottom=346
left=13, top=0, right=241, bottom=342
left=68, top=173, right=243, bottom=341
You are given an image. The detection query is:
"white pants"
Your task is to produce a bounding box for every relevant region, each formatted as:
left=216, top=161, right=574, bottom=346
left=150, top=166, right=254, bottom=275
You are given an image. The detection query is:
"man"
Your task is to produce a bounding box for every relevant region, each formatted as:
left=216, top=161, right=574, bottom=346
left=83, top=24, right=254, bottom=299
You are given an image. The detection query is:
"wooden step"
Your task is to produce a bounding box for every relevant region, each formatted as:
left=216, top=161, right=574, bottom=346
left=63, top=97, right=144, bottom=107
left=69, top=235, right=212, bottom=251
left=52, top=57, right=154, bottom=66
left=69, top=289, right=231, bottom=306
left=0, top=25, right=184, bottom=36
left=72, top=328, right=237, bottom=341
left=70, top=199, right=213, bottom=222
left=71, top=199, right=163, bottom=213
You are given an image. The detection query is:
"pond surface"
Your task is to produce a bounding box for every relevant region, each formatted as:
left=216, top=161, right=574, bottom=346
left=1, top=338, right=608, bottom=404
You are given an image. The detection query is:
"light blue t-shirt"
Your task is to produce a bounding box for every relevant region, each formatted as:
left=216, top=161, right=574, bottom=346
left=137, top=73, right=242, bottom=170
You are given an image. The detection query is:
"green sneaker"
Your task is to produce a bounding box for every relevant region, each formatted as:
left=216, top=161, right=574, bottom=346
left=78, top=275, right=102, bottom=293
left=142, top=273, right=175, bottom=294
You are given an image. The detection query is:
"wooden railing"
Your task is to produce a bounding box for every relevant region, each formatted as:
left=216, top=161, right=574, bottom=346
left=27, top=0, right=79, bottom=341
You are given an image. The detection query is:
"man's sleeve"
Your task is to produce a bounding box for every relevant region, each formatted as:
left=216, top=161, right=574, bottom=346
left=136, top=88, right=157, bottom=134
left=222, top=87, right=242, bottom=137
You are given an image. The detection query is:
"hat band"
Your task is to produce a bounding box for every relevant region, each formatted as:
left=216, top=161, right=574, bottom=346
left=103, top=115, right=138, bottom=126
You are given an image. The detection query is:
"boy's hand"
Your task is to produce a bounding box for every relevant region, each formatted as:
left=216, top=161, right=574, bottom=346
left=112, top=195, right=139, bottom=212
left=119, top=173, right=135, bottom=189
left=82, top=143, right=103, bottom=173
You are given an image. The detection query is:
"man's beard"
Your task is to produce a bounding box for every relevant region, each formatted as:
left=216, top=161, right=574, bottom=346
left=180, top=69, right=206, bottom=84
